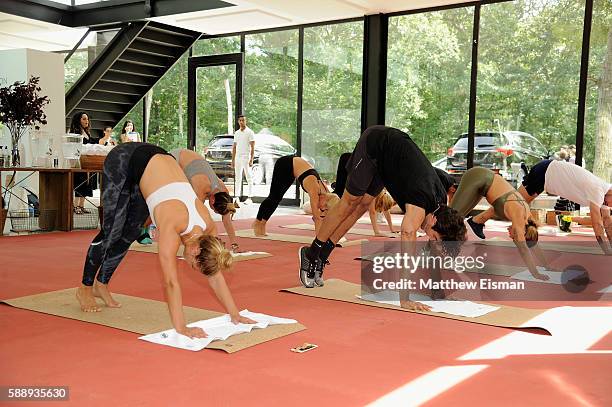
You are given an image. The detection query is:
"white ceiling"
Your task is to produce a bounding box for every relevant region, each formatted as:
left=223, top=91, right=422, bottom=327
left=154, top=0, right=472, bottom=35
left=0, top=12, right=90, bottom=52
left=0, top=0, right=472, bottom=51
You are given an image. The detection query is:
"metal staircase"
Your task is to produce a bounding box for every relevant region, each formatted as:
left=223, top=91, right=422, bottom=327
left=65, top=20, right=200, bottom=135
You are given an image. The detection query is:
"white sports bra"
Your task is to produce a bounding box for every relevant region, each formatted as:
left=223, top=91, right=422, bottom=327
left=146, top=182, right=207, bottom=235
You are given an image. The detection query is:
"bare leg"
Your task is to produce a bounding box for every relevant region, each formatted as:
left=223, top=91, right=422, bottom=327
left=93, top=280, right=121, bottom=308
left=472, top=206, right=495, bottom=224
left=315, top=191, right=364, bottom=242
left=76, top=285, right=101, bottom=312
left=252, top=219, right=267, bottom=236
left=330, top=195, right=375, bottom=243
left=368, top=201, right=383, bottom=236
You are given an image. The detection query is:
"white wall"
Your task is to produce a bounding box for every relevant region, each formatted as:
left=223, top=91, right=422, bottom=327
left=0, top=48, right=64, bottom=234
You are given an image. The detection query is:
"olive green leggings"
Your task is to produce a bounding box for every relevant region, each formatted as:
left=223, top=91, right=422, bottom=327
left=450, top=167, right=494, bottom=217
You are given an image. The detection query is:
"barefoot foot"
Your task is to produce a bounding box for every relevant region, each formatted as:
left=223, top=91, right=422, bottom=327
left=93, top=281, right=121, bottom=308
left=252, top=220, right=268, bottom=236
left=76, top=286, right=101, bottom=312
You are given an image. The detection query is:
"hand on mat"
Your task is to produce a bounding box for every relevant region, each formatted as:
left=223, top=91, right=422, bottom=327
left=178, top=326, right=208, bottom=339
left=231, top=314, right=257, bottom=325
left=400, top=300, right=432, bottom=312
left=230, top=243, right=243, bottom=253
left=532, top=272, right=550, bottom=281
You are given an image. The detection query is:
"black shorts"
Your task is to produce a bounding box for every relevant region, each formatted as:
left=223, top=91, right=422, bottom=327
left=522, top=159, right=552, bottom=196
left=344, top=129, right=384, bottom=197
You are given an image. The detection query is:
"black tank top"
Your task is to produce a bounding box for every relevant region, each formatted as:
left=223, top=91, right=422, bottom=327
left=129, top=143, right=171, bottom=184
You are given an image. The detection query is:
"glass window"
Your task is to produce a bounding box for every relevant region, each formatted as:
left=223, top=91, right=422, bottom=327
left=193, top=36, right=241, bottom=56
left=244, top=30, right=299, bottom=199
left=477, top=0, right=583, bottom=184
left=64, top=29, right=119, bottom=91
left=387, top=8, right=473, bottom=168
left=144, top=53, right=189, bottom=151
left=302, top=21, right=364, bottom=186
left=586, top=0, right=612, bottom=180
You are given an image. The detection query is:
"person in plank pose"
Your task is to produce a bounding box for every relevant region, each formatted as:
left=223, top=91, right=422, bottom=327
left=467, top=159, right=611, bottom=255
left=77, top=142, right=254, bottom=338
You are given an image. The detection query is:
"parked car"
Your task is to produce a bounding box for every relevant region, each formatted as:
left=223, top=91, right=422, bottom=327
left=431, top=156, right=447, bottom=171
left=204, top=132, right=314, bottom=184
left=446, top=131, right=549, bottom=185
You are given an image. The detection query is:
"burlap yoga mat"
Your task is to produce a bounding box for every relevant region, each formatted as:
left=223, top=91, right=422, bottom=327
left=128, top=242, right=272, bottom=261
left=280, top=223, right=398, bottom=238
left=281, top=279, right=549, bottom=333
left=2, top=289, right=304, bottom=353
left=229, top=229, right=367, bottom=246
left=474, top=237, right=603, bottom=255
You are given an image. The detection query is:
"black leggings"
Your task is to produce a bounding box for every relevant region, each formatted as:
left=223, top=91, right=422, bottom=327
left=257, top=155, right=295, bottom=221
left=81, top=143, right=150, bottom=286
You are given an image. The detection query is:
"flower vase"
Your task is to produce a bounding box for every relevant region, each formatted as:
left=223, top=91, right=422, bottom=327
left=11, top=143, right=20, bottom=167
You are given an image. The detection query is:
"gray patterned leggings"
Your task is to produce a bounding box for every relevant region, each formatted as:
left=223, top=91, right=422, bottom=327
left=81, top=143, right=150, bottom=286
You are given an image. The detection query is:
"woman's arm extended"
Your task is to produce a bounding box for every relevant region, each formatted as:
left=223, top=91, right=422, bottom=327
left=157, top=229, right=207, bottom=338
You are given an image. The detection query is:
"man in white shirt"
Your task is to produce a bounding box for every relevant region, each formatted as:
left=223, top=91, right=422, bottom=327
left=470, top=159, right=612, bottom=254
left=232, top=115, right=255, bottom=204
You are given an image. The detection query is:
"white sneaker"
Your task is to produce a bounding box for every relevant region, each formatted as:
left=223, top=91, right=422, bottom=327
left=244, top=198, right=253, bottom=205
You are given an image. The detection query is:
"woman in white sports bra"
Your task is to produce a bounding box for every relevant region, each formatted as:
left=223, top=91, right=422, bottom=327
left=77, top=142, right=254, bottom=338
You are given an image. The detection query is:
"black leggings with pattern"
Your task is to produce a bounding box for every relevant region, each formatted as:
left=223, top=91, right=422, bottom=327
left=81, top=143, right=150, bottom=286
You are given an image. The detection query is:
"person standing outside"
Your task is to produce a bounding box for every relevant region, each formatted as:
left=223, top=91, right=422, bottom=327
left=231, top=115, right=255, bottom=204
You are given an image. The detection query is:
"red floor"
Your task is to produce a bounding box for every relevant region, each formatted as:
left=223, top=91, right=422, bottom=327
left=0, top=215, right=610, bottom=406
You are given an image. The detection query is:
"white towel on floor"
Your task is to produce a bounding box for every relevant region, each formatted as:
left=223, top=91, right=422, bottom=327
left=358, top=293, right=499, bottom=318
left=138, top=310, right=297, bottom=351
left=231, top=251, right=269, bottom=257
left=512, top=267, right=585, bottom=285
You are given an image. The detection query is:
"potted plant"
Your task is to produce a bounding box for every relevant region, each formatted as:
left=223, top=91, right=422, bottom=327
left=0, top=76, right=50, bottom=167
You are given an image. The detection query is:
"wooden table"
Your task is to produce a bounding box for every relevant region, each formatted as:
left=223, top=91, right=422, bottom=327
left=1, top=167, right=102, bottom=232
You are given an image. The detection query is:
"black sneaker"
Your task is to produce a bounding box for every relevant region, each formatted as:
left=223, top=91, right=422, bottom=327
left=467, top=217, right=486, bottom=239
left=298, top=247, right=316, bottom=288
left=314, top=260, right=329, bottom=287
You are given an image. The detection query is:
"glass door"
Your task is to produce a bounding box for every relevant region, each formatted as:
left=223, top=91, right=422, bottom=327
left=188, top=54, right=243, bottom=197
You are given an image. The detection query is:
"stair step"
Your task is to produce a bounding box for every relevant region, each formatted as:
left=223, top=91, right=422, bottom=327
left=78, top=100, right=127, bottom=113
left=129, top=39, right=181, bottom=58
left=100, top=71, right=154, bottom=87
left=93, top=82, right=144, bottom=95
left=118, top=50, right=172, bottom=68
left=84, top=91, right=140, bottom=105
left=145, top=23, right=196, bottom=39
left=109, top=62, right=165, bottom=78
left=138, top=29, right=190, bottom=48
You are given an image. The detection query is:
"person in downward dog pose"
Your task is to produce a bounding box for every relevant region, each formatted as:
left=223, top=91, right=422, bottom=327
left=450, top=166, right=548, bottom=280
left=77, top=142, right=254, bottom=338
left=170, top=148, right=241, bottom=252
left=253, top=155, right=339, bottom=236
left=298, top=125, right=466, bottom=302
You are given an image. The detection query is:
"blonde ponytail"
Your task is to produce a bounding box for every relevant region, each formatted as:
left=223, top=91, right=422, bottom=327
left=195, top=236, right=233, bottom=275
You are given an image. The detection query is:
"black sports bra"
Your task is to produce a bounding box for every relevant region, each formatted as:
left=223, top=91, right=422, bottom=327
left=297, top=169, right=321, bottom=192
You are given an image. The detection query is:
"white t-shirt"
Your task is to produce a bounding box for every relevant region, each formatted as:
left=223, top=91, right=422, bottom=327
left=233, top=127, right=255, bottom=156
left=544, top=160, right=611, bottom=207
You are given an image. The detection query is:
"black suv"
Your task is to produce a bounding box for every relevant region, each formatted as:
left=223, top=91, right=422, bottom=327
left=446, top=131, right=549, bottom=185
left=204, top=133, right=314, bottom=184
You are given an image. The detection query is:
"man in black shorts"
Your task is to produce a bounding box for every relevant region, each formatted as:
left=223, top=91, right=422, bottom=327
left=298, top=126, right=466, bottom=302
